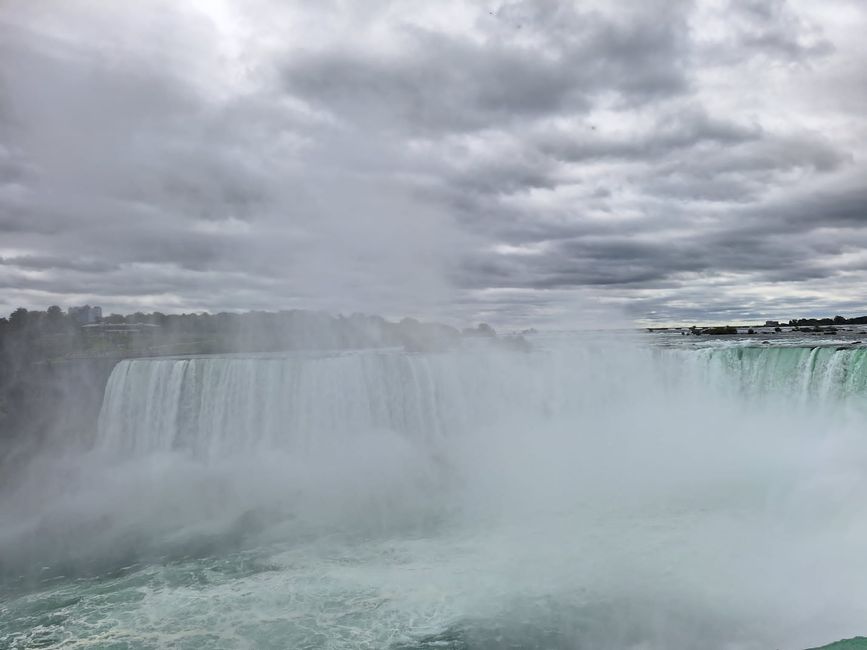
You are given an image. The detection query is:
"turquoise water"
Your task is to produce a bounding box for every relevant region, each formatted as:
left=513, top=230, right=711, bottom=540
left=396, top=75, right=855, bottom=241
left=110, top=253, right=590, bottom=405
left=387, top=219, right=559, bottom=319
left=812, top=640, right=867, bottom=650
left=2, top=337, right=867, bottom=648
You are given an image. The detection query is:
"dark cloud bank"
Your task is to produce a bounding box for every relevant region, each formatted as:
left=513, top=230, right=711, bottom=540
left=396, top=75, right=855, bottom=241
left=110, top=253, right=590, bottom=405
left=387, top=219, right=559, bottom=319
left=1, top=0, right=866, bottom=325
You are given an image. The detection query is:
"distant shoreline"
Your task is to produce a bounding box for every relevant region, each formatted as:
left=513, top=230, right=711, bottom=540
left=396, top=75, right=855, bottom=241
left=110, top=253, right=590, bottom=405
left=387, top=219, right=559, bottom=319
left=644, top=315, right=867, bottom=334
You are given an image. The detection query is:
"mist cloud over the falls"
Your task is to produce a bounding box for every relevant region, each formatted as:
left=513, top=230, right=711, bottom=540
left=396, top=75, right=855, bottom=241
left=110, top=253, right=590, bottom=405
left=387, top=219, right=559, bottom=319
left=2, top=0, right=867, bottom=325
left=3, top=337, right=867, bottom=648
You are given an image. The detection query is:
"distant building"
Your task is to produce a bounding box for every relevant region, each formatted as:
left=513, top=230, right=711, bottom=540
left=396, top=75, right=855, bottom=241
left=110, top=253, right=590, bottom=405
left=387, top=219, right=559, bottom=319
left=764, top=320, right=780, bottom=327
left=68, top=305, right=103, bottom=325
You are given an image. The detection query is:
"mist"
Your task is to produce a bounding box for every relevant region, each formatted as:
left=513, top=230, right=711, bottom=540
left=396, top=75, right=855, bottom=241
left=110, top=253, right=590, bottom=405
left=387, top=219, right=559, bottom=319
left=2, top=333, right=867, bottom=648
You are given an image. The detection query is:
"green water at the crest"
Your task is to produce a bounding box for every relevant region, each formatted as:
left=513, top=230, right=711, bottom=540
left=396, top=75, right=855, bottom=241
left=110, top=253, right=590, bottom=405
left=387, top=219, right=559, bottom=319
left=811, top=639, right=867, bottom=650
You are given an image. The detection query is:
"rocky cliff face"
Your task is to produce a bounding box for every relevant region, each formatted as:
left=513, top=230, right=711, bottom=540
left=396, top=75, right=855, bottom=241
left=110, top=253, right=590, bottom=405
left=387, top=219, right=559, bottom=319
left=0, top=358, right=119, bottom=485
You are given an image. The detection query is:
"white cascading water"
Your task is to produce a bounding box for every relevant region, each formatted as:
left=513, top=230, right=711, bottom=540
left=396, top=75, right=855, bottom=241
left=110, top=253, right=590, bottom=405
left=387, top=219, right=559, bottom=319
left=94, top=340, right=646, bottom=459
left=95, top=343, right=867, bottom=460
left=4, top=336, right=867, bottom=649
left=96, top=351, right=501, bottom=458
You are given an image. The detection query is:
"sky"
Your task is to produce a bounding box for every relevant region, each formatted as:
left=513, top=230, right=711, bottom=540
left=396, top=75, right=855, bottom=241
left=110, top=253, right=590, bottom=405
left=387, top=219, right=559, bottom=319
left=1, top=0, right=866, bottom=327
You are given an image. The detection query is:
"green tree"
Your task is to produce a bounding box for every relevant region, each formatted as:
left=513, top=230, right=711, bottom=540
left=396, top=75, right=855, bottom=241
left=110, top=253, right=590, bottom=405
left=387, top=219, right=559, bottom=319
left=9, top=308, right=28, bottom=330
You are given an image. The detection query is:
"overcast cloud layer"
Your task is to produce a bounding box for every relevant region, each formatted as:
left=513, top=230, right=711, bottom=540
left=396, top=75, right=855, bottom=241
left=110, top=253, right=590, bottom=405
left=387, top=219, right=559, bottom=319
left=1, top=0, right=866, bottom=326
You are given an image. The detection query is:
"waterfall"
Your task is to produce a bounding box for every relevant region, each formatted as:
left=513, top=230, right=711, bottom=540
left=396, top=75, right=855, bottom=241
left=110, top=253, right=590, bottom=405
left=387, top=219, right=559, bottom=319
left=683, top=345, right=867, bottom=403
left=95, top=342, right=867, bottom=460
left=95, top=348, right=557, bottom=458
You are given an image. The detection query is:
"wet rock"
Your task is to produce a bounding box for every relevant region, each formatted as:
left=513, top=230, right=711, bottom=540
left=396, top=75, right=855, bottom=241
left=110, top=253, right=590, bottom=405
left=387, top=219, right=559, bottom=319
left=702, top=326, right=738, bottom=335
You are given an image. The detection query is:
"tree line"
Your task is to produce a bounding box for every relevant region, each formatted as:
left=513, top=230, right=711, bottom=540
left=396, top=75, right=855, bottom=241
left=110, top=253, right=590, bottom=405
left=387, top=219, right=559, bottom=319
left=788, top=315, right=867, bottom=327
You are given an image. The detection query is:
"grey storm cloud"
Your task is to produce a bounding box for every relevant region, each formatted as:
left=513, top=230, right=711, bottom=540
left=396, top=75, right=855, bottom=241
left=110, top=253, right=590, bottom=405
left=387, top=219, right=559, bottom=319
left=282, top=1, right=691, bottom=135
left=0, top=0, right=866, bottom=325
